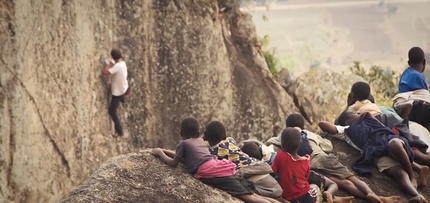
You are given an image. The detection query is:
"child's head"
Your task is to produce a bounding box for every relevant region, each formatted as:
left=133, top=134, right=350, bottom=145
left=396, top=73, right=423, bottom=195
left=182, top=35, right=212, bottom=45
left=408, top=47, right=426, bottom=72
left=350, top=81, right=371, bottom=102
left=203, top=121, right=227, bottom=144
left=337, top=110, right=360, bottom=126
left=285, top=113, right=305, bottom=129
left=281, top=127, right=302, bottom=154
left=180, top=117, right=200, bottom=139
left=241, top=141, right=263, bottom=160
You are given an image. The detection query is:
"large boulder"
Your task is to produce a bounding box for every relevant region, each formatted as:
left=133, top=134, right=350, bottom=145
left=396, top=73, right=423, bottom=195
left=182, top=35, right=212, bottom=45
left=279, top=68, right=365, bottom=129
left=0, top=0, right=296, bottom=202
left=58, top=150, right=242, bottom=203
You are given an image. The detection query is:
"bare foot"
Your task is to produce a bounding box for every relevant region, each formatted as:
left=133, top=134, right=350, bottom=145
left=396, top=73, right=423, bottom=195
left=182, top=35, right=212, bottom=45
left=333, top=196, right=354, bottom=203
left=418, top=165, right=429, bottom=188
left=323, top=191, right=334, bottom=203
left=367, top=193, right=384, bottom=203
left=380, top=196, right=401, bottom=203
left=409, top=195, right=425, bottom=203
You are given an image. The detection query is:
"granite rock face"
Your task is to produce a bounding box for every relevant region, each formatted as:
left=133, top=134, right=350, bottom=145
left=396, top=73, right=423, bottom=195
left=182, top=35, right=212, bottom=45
left=58, top=150, right=243, bottom=203
left=279, top=68, right=365, bottom=128
left=0, top=0, right=296, bottom=202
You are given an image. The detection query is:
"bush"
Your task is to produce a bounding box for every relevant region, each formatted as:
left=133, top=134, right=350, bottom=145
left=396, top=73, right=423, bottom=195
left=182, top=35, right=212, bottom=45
left=260, top=35, right=280, bottom=78
left=349, top=61, right=399, bottom=106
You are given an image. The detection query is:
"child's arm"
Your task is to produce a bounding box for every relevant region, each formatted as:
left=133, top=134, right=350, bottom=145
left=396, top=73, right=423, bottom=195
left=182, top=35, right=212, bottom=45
left=162, top=149, right=176, bottom=158
left=362, top=111, right=375, bottom=118
left=318, top=121, right=339, bottom=134
left=152, top=148, right=180, bottom=167
left=395, top=103, right=413, bottom=119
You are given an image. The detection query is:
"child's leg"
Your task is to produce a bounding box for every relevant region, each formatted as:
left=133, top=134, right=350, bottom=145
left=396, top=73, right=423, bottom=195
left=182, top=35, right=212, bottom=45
left=236, top=194, right=273, bottom=203
left=384, top=166, right=421, bottom=197
left=413, top=149, right=430, bottom=166
left=329, top=177, right=367, bottom=199
left=200, top=176, right=273, bottom=203
left=412, top=162, right=429, bottom=188
left=332, top=196, right=354, bottom=203
left=387, top=139, right=416, bottom=184
left=346, top=176, right=384, bottom=203
left=257, top=195, right=282, bottom=203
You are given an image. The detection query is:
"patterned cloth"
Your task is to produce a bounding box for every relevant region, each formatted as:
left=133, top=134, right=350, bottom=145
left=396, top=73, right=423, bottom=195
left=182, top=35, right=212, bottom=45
left=209, top=137, right=262, bottom=169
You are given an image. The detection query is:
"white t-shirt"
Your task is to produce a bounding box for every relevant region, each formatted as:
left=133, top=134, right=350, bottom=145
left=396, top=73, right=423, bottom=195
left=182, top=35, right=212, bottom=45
left=108, top=61, right=129, bottom=96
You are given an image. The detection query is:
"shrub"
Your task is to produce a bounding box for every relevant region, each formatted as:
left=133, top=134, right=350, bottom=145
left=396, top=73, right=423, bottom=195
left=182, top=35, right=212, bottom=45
left=260, top=35, right=280, bottom=78
left=349, top=61, right=399, bottom=106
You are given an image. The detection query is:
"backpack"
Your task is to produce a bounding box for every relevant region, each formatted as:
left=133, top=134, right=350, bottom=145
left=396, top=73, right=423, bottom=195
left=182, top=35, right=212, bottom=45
left=297, top=130, right=314, bottom=156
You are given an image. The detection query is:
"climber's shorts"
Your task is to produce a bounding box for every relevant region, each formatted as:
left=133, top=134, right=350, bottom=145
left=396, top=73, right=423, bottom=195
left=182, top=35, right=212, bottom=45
left=199, top=174, right=254, bottom=196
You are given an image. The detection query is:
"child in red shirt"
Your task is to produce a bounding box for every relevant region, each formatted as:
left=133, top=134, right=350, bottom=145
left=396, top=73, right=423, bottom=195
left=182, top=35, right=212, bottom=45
left=272, top=127, right=315, bottom=203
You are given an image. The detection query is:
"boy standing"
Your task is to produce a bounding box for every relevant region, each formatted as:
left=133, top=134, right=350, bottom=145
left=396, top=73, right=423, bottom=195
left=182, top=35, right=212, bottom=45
left=103, top=49, right=129, bottom=138
left=151, top=117, right=277, bottom=203
left=395, top=47, right=430, bottom=131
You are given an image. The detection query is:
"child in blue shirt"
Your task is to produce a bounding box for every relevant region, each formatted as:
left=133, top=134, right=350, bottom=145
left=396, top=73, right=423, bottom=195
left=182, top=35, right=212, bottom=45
left=398, top=47, right=428, bottom=93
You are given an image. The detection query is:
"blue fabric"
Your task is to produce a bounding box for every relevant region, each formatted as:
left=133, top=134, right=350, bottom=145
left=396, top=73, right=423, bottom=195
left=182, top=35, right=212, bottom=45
left=267, top=152, right=279, bottom=182
left=297, top=131, right=314, bottom=156
left=345, top=116, right=415, bottom=176
left=398, top=67, right=428, bottom=93
left=375, top=114, right=429, bottom=153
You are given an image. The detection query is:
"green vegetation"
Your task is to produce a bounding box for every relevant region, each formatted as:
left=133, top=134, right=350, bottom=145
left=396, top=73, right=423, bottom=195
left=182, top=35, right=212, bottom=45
left=349, top=61, right=399, bottom=106
left=260, top=35, right=280, bottom=78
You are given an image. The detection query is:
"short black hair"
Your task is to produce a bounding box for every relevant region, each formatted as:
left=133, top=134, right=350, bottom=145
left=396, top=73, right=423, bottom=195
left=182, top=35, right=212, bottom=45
left=286, top=113, right=305, bottom=129
left=281, top=127, right=301, bottom=152
left=204, top=121, right=226, bottom=143
left=337, top=110, right=353, bottom=126
left=110, top=49, right=122, bottom=60
left=180, top=117, right=200, bottom=138
left=367, top=94, right=375, bottom=103
left=241, top=142, right=263, bottom=160
left=351, top=81, right=371, bottom=101
left=408, top=47, right=425, bottom=66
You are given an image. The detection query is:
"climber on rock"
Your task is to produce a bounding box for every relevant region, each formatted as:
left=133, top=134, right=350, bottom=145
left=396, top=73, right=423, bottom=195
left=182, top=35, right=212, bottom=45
left=103, top=49, right=129, bottom=138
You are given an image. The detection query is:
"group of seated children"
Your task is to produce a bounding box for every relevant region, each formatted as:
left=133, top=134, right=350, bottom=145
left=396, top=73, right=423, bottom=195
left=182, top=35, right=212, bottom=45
left=151, top=47, right=430, bottom=203
left=316, top=47, right=430, bottom=203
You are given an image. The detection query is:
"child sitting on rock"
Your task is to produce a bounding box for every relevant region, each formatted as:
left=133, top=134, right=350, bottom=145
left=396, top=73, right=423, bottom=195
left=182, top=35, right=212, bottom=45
left=151, top=117, right=279, bottom=203
left=271, top=127, right=320, bottom=203
left=203, top=121, right=283, bottom=202
left=271, top=113, right=399, bottom=203
left=347, top=81, right=383, bottom=116
left=240, top=140, right=354, bottom=203
left=319, top=111, right=428, bottom=203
